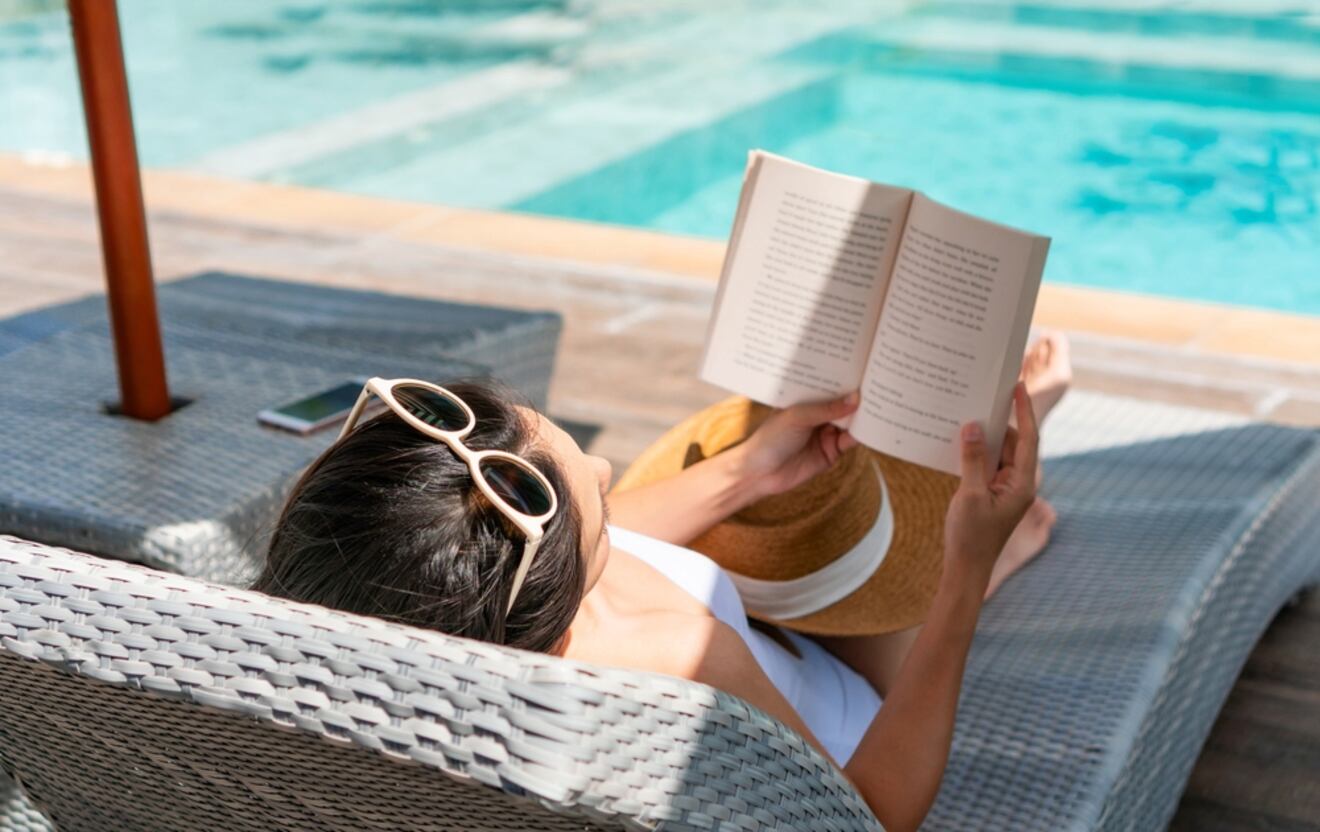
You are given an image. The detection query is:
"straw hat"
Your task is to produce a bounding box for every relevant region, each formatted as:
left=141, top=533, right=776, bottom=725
left=614, top=396, right=958, bottom=636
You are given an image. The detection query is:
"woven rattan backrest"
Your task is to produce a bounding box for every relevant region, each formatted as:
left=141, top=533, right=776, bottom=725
left=0, top=536, right=879, bottom=831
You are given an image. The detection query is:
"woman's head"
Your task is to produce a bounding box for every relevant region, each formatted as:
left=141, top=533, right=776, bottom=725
left=253, top=379, right=613, bottom=653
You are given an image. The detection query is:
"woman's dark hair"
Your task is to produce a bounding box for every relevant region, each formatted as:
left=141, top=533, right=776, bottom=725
left=253, top=380, right=587, bottom=653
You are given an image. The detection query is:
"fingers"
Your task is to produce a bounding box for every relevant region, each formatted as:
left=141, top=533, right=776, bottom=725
left=1012, top=382, right=1039, bottom=481
left=816, top=425, right=858, bottom=465
left=788, top=391, right=860, bottom=428
left=817, top=426, right=840, bottom=465
left=837, top=431, right=859, bottom=453
left=958, top=421, right=988, bottom=491
left=1000, top=425, right=1019, bottom=468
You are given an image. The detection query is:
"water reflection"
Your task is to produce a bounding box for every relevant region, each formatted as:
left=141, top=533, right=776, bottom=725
left=1077, top=119, right=1319, bottom=232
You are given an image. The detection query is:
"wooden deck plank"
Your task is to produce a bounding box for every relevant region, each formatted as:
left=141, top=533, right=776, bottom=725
left=1173, top=592, right=1320, bottom=829
left=1171, top=795, right=1320, bottom=832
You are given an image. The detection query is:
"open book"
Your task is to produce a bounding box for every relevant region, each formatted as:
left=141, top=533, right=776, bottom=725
left=700, top=152, right=1049, bottom=475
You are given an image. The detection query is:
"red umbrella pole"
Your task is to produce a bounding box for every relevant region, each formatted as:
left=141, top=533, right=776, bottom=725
left=68, top=0, right=170, bottom=421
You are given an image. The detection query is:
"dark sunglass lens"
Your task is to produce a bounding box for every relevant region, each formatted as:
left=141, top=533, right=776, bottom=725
left=394, top=385, right=470, bottom=431
left=480, top=458, right=553, bottom=516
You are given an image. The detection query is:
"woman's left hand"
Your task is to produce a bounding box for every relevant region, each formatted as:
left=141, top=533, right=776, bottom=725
left=731, top=392, right=861, bottom=501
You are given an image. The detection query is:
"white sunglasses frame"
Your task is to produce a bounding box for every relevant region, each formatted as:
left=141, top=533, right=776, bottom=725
left=338, top=377, right=559, bottom=615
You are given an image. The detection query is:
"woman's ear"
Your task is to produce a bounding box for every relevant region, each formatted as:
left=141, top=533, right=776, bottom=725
left=594, top=455, right=614, bottom=491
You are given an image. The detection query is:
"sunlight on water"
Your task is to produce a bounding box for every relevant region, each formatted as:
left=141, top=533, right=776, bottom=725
left=1, top=0, right=1316, bottom=312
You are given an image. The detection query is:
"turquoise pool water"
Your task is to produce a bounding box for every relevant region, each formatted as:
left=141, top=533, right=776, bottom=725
left=526, top=72, right=1320, bottom=313
left=2, top=1, right=1318, bottom=314
left=0, top=0, right=515, bottom=165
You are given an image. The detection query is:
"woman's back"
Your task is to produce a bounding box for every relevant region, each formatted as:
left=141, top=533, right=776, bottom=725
left=565, top=526, right=881, bottom=765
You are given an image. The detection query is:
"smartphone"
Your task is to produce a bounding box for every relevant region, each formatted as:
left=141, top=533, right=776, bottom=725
left=258, top=379, right=371, bottom=435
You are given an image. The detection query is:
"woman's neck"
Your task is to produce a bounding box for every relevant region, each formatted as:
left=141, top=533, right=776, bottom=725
left=552, top=545, right=621, bottom=657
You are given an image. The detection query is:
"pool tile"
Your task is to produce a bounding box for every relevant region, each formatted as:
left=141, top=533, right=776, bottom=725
left=141, top=170, right=266, bottom=216
left=1194, top=309, right=1320, bottom=366
left=0, top=156, right=94, bottom=200
left=1033, top=283, right=1229, bottom=345
left=633, top=236, right=726, bottom=280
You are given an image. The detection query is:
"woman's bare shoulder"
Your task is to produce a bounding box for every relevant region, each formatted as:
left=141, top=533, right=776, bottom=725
left=565, top=609, right=755, bottom=685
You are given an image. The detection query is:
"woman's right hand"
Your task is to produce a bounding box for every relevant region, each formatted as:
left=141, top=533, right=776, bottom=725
left=943, top=382, right=1039, bottom=589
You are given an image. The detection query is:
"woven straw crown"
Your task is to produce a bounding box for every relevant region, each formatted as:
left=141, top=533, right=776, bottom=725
left=615, top=397, right=958, bottom=635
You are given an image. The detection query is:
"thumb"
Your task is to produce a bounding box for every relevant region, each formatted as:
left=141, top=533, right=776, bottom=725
left=958, top=421, right=988, bottom=491
left=788, top=391, right=859, bottom=428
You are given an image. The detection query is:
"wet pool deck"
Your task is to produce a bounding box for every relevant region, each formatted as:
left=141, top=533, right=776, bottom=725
left=2, top=153, right=1318, bottom=828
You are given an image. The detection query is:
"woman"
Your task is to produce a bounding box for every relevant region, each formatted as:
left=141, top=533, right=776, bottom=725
left=256, top=334, right=1072, bottom=832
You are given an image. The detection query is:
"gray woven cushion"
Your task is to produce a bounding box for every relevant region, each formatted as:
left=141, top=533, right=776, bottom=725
left=925, top=393, right=1320, bottom=830
left=0, top=325, right=488, bottom=583
left=0, top=536, right=876, bottom=832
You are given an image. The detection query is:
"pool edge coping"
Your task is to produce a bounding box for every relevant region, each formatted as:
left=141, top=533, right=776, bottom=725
left=2, top=151, right=1317, bottom=370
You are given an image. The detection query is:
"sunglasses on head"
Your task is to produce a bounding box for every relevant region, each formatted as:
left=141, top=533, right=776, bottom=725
left=339, top=378, right=559, bottom=615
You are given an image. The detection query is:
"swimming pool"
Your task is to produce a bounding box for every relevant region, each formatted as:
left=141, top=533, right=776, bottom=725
left=2, top=1, right=1318, bottom=314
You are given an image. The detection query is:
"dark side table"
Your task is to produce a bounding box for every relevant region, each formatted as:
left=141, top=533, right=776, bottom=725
left=0, top=272, right=561, bottom=584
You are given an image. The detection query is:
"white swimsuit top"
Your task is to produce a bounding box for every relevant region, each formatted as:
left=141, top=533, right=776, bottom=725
left=608, top=526, right=881, bottom=765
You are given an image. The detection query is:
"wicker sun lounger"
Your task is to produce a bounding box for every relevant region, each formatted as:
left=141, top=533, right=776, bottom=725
left=0, top=390, right=1317, bottom=831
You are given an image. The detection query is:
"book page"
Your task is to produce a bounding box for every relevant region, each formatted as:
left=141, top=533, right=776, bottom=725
left=852, top=193, right=1048, bottom=474
left=700, top=152, right=913, bottom=406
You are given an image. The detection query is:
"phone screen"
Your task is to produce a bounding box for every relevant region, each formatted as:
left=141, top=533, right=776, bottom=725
left=272, top=381, right=363, bottom=424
